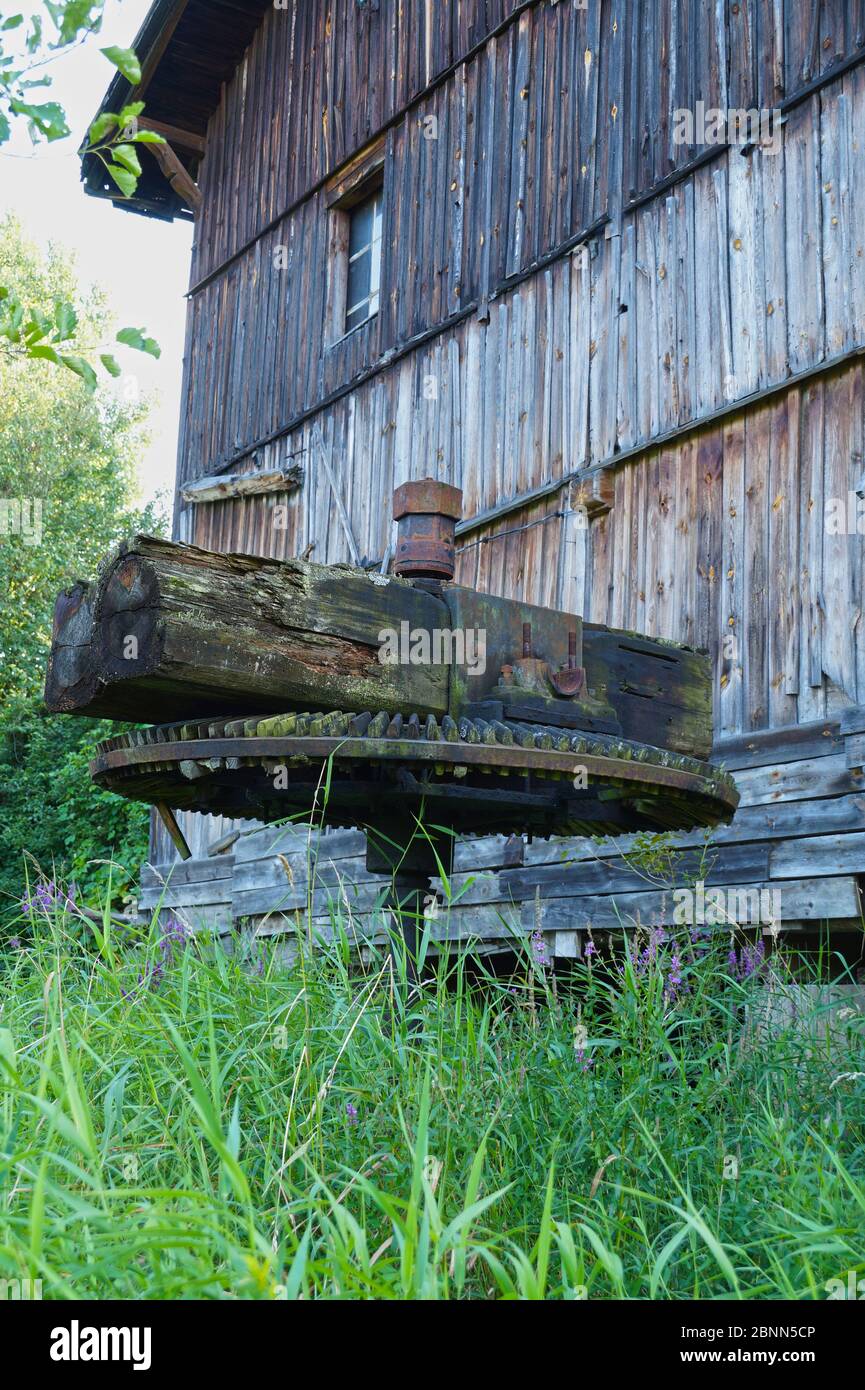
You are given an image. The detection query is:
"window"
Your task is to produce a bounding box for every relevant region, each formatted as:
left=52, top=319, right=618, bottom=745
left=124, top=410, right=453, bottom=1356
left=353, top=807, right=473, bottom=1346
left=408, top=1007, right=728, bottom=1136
left=344, top=189, right=383, bottom=333
left=324, top=140, right=386, bottom=347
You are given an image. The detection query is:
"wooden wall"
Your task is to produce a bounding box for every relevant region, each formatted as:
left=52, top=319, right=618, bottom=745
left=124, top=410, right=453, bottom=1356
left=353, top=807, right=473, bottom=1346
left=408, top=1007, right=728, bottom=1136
left=154, top=0, right=865, bottom=891
left=190, top=0, right=865, bottom=281
left=178, top=2, right=865, bottom=492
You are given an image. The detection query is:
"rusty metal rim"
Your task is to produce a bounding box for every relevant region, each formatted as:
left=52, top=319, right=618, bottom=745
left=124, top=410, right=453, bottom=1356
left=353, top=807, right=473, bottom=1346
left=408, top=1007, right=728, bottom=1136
left=90, top=734, right=738, bottom=808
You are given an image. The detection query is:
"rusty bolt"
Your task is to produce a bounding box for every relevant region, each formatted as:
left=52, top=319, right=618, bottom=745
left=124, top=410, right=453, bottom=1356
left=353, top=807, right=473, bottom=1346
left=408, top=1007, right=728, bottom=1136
left=393, top=478, right=463, bottom=520
left=392, top=478, right=463, bottom=581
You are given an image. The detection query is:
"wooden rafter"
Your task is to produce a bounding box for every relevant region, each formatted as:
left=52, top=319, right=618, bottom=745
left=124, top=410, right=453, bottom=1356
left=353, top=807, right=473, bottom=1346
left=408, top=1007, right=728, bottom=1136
left=139, top=117, right=206, bottom=156
left=148, top=138, right=202, bottom=214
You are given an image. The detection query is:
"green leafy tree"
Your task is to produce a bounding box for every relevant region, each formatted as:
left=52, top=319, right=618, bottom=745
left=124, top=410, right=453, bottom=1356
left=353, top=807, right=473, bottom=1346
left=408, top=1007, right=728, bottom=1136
left=0, top=1, right=163, bottom=383
left=0, top=215, right=166, bottom=926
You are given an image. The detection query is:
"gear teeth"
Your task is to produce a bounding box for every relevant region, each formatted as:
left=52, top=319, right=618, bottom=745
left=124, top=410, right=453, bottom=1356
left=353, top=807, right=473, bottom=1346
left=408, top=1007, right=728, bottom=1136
left=314, top=711, right=349, bottom=736
left=367, top=711, right=389, bottom=737
left=257, top=713, right=298, bottom=737
left=96, top=703, right=731, bottom=838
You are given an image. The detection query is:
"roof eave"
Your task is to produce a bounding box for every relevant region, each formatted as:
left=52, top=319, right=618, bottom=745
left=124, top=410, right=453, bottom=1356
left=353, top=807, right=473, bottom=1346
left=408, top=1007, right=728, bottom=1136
left=80, top=0, right=271, bottom=222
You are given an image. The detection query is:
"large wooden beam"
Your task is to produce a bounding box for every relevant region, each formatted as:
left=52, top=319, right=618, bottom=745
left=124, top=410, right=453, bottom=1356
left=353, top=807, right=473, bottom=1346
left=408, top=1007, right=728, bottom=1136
left=45, top=537, right=714, bottom=762
left=45, top=536, right=450, bottom=722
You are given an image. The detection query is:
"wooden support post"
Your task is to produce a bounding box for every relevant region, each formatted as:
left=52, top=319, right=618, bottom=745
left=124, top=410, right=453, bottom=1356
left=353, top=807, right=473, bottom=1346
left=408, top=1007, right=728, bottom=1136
left=156, top=803, right=191, bottom=861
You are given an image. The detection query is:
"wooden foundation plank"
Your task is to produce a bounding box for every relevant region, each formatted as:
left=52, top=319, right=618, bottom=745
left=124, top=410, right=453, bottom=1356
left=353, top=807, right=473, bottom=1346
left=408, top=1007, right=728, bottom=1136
left=733, top=753, right=865, bottom=805
left=769, top=831, right=865, bottom=879
left=712, top=718, right=843, bottom=769
left=531, top=875, right=860, bottom=931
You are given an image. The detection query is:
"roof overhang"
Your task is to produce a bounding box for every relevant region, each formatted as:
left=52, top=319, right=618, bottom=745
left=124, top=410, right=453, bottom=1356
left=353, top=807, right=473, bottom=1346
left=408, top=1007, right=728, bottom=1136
left=81, top=0, right=272, bottom=222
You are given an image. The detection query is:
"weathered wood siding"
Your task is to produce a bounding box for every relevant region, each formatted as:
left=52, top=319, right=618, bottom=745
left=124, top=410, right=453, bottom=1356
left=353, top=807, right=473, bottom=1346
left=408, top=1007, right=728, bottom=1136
left=178, top=0, right=865, bottom=492
left=179, top=290, right=865, bottom=735
left=178, top=59, right=865, bottom=611
left=151, top=0, right=865, bottom=921
left=189, top=0, right=865, bottom=282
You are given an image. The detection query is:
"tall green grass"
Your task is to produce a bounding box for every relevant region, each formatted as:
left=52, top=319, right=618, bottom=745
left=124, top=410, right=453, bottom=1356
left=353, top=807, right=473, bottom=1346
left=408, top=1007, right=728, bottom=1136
left=0, top=887, right=863, bottom=1299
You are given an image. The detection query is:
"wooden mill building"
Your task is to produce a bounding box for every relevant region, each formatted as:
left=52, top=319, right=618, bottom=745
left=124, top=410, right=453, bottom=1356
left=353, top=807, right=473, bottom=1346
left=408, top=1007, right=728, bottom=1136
left=83, top=0, right=865, bottom=959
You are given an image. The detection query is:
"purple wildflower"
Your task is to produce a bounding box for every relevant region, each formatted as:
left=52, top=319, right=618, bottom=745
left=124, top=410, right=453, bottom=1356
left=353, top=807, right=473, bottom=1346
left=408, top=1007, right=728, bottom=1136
left=530, top=929, right=549, bottom=968
left=158, top=914, right=191, bottom=965
left=665, top=951, right=683, bottom=1004
left=741, top=938, right=765, bottom=978
left=728, top=938, right=766, bottom=981
left=345, top=1101, right=359, bottom=1125
left=123, top=915, right=191, bottom=998
left=21, top=880, right=76, bottom=917
left=584, top=940, right=596, bottom=958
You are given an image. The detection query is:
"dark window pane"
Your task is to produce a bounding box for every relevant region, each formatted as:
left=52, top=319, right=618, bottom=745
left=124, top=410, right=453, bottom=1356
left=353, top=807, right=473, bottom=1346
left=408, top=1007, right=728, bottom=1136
left=348, top=199, right=374, bottom=257
left=345, top=299, right=366, bottom=333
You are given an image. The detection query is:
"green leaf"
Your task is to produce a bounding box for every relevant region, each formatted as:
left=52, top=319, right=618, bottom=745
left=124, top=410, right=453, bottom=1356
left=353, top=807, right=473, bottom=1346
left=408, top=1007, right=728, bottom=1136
left=111, top=143, right=141, bottom=178
left=28, top=344, right=61, bottom=365
left=1, top=15, right=25, bottom=30
left=9, top=98, right=69, bottom=142
left=131, top=130, right=165, bottom=144
left=26, top=13, right=42, bottom=52
left=59, top=354, right=98, bottom=393
left=23, top=322, right=44, bottom=345
left=99, top=353, right=121, bottom=378
left=101, top=45, right=141, bottom=85
left=88, top=111, right=118, bottom=144
left=579, top=1221, right=625, bottom=1289
left=649, top=1222, right=691, bottom=1298
left=116, top=326, right=161, bottom=359
left=53, top=301, right=78, bottom=342
left=45, top=0, right=104, bottom=46
left=105, top=162, right=137, bottom=198
left=0, top=111, right=10, bottom=145
left=117, top=101, right=145, bottom=126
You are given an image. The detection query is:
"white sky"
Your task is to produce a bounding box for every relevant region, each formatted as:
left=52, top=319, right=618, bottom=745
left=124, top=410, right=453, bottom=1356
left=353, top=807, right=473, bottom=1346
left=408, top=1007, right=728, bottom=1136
left=0, top=0, right=191, bottom=515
